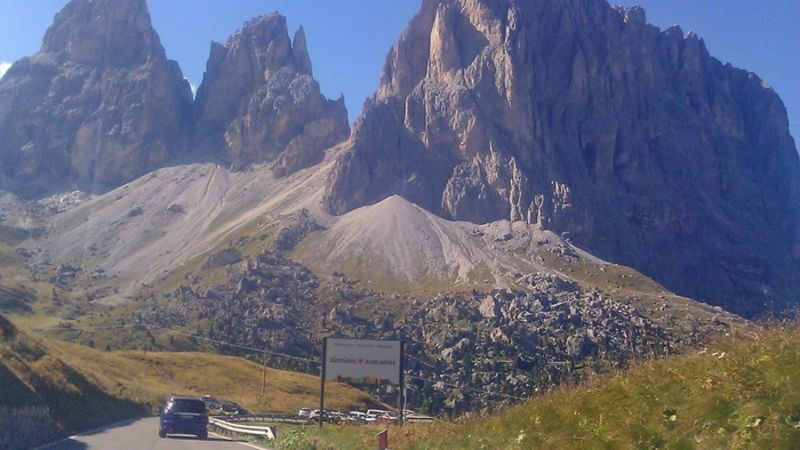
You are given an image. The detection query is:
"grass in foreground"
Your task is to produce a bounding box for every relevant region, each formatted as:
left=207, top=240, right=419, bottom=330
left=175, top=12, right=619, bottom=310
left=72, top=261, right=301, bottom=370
left=272, top=324, right=800, bottom=449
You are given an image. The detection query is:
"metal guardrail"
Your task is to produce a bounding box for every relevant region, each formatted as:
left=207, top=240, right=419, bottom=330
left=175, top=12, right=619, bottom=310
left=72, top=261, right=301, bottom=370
left=215, top=413, right=435, bottom=427
left=230, top=413, right=435, bottom=425
left=405, top=415, right=435, bottom=423
left=208, top=417, right=276, bottom=440
left=220, top=414, right=312, bottom=425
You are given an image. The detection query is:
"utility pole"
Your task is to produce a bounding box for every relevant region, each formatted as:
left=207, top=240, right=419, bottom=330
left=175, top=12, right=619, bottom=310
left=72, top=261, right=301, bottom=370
left=260, top=348, right=267, bottom=399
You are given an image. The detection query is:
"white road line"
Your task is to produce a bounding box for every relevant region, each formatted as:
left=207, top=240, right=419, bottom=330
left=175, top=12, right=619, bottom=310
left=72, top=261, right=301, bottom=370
left=208, top=431, right=267, bottom=449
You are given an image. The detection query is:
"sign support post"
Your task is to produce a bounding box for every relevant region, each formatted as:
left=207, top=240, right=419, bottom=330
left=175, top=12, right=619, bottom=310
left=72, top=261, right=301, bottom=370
left=319, top=337, right=327, bottom=429
left=399, top=340, right=405, bottom=426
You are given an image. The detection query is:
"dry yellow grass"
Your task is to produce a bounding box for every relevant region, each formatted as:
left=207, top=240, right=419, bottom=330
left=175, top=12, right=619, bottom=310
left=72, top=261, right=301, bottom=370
left=1, top=313, right=384, bottom=441
left=46, top=339, right=381, bottom=414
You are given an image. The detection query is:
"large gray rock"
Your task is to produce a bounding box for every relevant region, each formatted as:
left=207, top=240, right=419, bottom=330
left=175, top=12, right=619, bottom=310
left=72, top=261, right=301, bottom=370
left=192, top=14, right=350, bottom=174
left=0, top=0, right=192, bottom=195
left=323, top=0, right=800, bottom=316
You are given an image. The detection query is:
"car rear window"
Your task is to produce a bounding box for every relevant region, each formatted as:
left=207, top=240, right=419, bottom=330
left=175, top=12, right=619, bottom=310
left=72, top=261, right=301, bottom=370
left=168, top=399, right=207, bottom=414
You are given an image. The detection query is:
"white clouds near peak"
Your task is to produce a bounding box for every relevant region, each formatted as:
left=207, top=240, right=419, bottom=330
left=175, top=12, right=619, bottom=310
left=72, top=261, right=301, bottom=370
left=0, top=61, right=11, bottom=80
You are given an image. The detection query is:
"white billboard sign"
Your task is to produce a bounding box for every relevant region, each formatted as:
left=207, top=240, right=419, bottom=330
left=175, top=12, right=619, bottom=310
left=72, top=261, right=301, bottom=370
left=324, top=338, right=402, bottom=385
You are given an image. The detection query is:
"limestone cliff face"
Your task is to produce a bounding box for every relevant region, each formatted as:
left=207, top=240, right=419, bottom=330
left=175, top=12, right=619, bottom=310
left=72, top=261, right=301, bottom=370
left=0, top=0, right=192, bottom=195
left=193, top=14, right=350, bottom=174
left=323, top=0, right=800, bottom=316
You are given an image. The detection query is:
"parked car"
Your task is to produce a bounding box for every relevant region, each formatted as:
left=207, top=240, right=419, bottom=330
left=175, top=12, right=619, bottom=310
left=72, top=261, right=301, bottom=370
left=159, top=396, right=208, bottom=439
left=366, top=409, right=391, bottom=418
left=309, top=409, right=344, bottom=424
left=297, top=408, right=313, bottom=419
left=202, top=395, right=222, bottom=412
left=348, top=411, right=368, bottom=424
left=377, top=414, right=400, bottom=425
left=365, top=408, right=395, bottom=424
left=327, top=411, right=347, bottom=424
left=220, top=401, right=246, bottom=416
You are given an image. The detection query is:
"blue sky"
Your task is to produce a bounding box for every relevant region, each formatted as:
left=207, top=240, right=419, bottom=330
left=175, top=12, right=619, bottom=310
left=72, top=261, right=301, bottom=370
left=0, top=0, right=797, bottom=140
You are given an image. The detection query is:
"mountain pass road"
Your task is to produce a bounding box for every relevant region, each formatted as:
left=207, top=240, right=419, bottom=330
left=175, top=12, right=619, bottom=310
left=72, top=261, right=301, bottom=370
left=38, top=417, right=264, bottom=450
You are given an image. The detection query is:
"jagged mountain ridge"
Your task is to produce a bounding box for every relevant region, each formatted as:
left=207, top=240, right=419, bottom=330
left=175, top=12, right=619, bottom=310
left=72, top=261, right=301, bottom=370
left=193, top=14, right=350, bottom=174
left=0, top=0, right=349, bottom=197
left=0, top=0, right=796, bottom=319
left=322, top=0, right=800, bottom=316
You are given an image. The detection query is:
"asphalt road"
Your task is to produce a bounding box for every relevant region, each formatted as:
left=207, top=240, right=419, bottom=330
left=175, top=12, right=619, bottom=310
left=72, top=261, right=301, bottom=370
left=38, top=417, right=263, bottom=450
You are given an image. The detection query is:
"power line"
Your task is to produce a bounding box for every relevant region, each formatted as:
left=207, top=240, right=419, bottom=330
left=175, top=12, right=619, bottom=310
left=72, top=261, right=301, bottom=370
left=32, top=323, right=321, bottom=365
left=152, top=326, right=321, bottom=365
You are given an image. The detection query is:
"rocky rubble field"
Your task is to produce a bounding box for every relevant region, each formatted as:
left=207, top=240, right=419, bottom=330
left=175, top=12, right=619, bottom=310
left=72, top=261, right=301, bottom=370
left=128, top=248, right=732, bottom=414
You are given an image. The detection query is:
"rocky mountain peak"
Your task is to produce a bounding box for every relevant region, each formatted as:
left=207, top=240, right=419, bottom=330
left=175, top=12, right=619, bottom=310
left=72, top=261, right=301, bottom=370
left=225, top=13, right=311, bottom=79
left=41, top=0, right=163, bottom=66
left=620, top=4, right=646, bottom=25
left=323, top=0, right=800, bottom=316
left=292, top=26, right=313, bottom=76
left=193, top=13, right=349, bottom=173
left=0, top=0, right=192, bottom=195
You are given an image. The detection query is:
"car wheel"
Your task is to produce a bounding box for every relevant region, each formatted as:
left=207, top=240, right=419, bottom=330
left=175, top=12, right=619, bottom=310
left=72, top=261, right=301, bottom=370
left=158, top=429, right=166, bottom=438
left=198, top=431, right=208, bottom=440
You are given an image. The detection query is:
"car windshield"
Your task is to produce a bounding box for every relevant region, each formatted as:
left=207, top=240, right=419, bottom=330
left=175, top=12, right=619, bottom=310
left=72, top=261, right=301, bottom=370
left=168, top=400, right=206, bottom=414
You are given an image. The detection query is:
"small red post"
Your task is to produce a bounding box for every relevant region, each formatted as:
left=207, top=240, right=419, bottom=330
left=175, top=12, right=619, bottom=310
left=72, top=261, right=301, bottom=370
left=377, top=429, right=389, bottom=450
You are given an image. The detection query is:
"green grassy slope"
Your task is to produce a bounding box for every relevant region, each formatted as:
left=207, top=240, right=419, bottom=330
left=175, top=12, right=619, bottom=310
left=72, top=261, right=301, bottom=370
left=277, top=324, right=800, bottom=450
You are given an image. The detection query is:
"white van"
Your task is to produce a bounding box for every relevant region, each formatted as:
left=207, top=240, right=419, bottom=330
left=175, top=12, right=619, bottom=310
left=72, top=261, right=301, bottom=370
left=366, top=409, right=390, bottom=418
